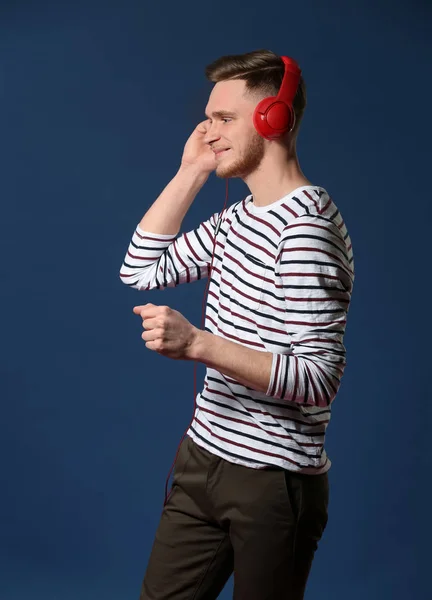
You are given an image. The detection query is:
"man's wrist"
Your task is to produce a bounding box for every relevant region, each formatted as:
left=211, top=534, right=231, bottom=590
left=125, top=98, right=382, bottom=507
left=187, top=327, right=207, bottom=362
left=177, top=164, right=210, bottom=186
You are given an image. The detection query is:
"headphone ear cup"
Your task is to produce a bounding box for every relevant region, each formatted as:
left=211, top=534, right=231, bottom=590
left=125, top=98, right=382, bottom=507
left=253, top=97, right=295, bottom=140
left=253, top=97, right=275, bottom=139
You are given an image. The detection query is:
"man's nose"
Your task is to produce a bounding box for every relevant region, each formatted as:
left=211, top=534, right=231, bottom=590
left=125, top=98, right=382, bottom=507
left=203, top=121, right=221, bottom=145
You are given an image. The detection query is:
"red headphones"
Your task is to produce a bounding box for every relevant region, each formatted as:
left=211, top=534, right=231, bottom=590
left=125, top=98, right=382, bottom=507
left=253, top=56, right=301, bottom=140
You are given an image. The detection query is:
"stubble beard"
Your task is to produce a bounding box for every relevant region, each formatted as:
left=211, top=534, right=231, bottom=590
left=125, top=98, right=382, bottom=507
left=215, top=131, right=265, bottom=179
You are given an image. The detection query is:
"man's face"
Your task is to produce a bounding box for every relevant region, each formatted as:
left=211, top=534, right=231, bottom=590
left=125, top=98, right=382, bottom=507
left=204, top=80, right=265, bottom=179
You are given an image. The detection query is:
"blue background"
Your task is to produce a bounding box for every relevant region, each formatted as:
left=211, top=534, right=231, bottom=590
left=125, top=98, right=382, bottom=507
left=1, top=0, right=429, bottom=598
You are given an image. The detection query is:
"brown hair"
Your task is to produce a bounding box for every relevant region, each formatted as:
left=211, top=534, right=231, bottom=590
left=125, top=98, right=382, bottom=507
left=205, top=49, right=306, bottom=139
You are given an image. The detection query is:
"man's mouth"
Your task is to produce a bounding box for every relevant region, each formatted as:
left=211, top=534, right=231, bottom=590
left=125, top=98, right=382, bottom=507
left=213, top=148, right=230, bottom=157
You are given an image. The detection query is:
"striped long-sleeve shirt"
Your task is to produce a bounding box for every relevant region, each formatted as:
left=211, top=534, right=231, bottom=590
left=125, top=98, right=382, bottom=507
left=120, top=185, right=354, bottom=474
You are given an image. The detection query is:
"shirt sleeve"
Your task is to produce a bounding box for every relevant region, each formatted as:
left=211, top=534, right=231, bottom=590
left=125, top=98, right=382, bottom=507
left=119, top=211, right=221, bottom=291
left=266, top=215, right=354, bottom=407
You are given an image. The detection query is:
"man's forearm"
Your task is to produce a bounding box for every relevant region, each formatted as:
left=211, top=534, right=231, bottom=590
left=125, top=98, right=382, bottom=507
left=189, top=329, right=273, bottom=394
left=139, top=166, right=209, bottom=235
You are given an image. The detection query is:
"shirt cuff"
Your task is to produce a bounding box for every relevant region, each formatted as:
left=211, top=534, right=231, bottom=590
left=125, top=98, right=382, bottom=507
left=136, top=224, right=178, bottom=239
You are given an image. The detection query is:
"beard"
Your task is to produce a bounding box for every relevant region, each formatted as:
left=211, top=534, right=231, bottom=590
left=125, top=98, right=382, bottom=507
left=215, top=131, right=265, bottom=179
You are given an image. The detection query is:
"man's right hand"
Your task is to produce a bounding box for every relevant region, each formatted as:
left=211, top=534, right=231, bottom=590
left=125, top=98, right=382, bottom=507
left=180, top=120, right=217, bottom=174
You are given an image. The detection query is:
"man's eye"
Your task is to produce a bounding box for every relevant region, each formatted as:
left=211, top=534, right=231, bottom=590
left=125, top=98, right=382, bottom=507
left=222, top=118, right=232, bottom=123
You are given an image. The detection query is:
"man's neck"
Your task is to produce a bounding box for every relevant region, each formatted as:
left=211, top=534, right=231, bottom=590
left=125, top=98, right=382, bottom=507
left=244, top=151, right=312, bottom=208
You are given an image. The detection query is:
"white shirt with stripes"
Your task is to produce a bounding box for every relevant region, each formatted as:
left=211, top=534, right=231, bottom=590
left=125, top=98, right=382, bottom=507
left=120, top=185, right=355, bottom=474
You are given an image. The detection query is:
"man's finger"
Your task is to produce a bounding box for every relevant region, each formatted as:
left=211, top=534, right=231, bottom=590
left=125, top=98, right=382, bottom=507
left=133, top=304, right=154, bottom=315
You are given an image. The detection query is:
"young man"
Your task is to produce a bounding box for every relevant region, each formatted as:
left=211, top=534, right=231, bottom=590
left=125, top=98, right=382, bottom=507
left=120, top=49, right=354, bottom=600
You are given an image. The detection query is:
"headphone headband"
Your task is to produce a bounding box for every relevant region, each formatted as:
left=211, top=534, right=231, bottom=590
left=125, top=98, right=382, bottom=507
left=277, top=56, right=301, bottom=106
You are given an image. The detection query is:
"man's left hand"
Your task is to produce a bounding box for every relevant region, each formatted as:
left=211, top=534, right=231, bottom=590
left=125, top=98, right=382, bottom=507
left=133, top=303, right=199, bottom=360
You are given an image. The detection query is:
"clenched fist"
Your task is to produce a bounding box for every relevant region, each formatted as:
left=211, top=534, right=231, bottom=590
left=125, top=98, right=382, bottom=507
left=133, top=303, right=199, bottom=361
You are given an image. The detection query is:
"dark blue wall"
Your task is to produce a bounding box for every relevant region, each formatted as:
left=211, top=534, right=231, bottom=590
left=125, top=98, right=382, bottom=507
left=1, top=1, right=429, bottom=598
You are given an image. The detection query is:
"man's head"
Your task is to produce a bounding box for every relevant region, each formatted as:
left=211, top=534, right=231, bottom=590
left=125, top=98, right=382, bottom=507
left=203, top=49, right=306, bottom=179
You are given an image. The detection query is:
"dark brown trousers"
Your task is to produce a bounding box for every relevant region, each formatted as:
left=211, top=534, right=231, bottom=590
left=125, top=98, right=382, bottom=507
left=140, top=435, right=329, bottom=600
